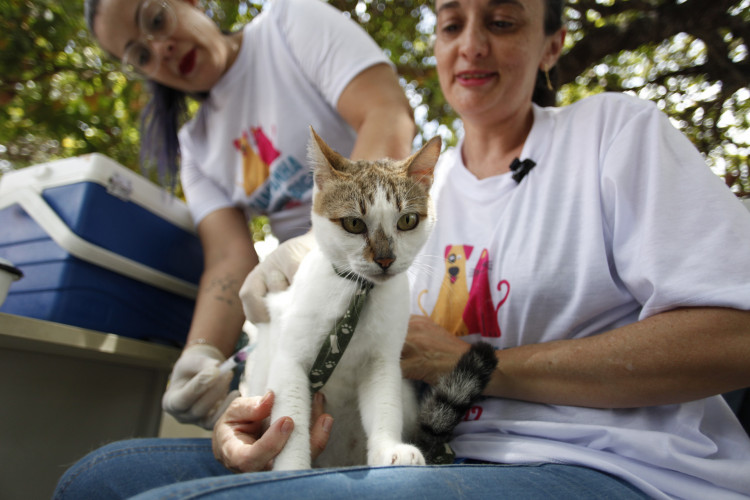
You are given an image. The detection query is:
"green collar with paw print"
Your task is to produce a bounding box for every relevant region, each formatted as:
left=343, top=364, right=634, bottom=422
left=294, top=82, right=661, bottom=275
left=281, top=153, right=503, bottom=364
left=308, top=267, right=374, bottom=393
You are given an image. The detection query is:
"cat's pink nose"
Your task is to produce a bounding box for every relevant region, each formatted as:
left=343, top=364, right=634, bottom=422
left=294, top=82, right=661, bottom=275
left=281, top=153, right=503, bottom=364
left=375, top=257, right=394, bottom=270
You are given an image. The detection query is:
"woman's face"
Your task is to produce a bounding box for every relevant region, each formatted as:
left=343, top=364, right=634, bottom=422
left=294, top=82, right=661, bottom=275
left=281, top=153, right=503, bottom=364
left=93, top=0, right=234, bottom=93
left=434, top=0, right=564, bottom=127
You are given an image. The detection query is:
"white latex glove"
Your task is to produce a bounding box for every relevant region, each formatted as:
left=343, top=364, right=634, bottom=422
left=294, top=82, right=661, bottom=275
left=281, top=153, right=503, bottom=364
left=239, top=232, right=315, bottom=323
left=162, top=344, right=239, bottom=429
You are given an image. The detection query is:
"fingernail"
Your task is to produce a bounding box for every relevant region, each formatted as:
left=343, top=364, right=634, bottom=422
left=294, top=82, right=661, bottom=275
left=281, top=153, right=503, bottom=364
left=254, top=391, right=272, bottom=410
left=314, top=392, right=325, bottom=405
left=281, top=417, right=294, bottom=435
left=322, top=416, right=333, bottom=434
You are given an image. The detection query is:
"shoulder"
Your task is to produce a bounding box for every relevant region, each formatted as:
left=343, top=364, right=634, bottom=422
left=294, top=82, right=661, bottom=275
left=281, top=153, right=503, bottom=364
left=270, top=0, right=347, bottom=30
left=178, top=106, right=209, bottom=151
left=555, top=92, right=660, bottom=125
left=571, top=91, right=654, bottom=110
left=544, top=92, right=671, bottom=150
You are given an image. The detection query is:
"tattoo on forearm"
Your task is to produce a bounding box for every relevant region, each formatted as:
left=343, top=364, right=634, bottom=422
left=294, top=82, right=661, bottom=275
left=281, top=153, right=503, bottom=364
left=206, top=275, right=241, bottom=306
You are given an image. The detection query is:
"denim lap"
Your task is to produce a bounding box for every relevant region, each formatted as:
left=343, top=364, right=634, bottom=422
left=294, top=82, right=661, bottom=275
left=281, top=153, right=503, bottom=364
left=54, top=437, right=649, bottom=500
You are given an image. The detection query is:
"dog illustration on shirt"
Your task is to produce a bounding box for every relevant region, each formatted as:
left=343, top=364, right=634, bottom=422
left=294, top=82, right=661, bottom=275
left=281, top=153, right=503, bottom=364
left=418, top=244, right=472, bottom=336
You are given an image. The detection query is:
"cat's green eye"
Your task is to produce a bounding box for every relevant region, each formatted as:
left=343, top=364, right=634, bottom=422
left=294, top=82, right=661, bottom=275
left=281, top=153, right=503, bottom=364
left=341, top=217, right=367, bottom=234
left=397, top=213, right=419, bottom=231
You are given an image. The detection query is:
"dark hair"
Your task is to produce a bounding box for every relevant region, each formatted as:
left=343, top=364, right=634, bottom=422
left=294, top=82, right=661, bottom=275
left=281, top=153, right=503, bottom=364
left=532, top=0, right=565, bottom=107
left=83, top=0, right=98, bottom=33
left=139, top=82, right=189, bottom=189
left=84, top=0, right=189, bottom=187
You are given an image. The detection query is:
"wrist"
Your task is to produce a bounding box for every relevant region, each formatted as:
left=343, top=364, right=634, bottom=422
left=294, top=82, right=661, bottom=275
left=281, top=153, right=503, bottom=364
left=183, top=341, right=226, bottom=361
left=187, top=337, right=215, bottom=348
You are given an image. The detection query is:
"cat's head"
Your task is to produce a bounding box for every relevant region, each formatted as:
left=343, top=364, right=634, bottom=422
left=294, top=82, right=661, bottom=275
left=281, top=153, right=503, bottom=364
left=308, top=127, right=440, bottom=284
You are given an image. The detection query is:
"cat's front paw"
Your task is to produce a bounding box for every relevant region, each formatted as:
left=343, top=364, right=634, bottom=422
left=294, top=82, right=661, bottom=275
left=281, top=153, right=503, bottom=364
left=272, top=446, right=311, bottom=471
left=369, top=443, right=426, bottom=466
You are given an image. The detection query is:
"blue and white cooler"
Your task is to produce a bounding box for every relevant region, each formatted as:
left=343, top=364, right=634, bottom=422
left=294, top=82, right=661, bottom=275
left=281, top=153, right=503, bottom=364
left=0, top=154, right=203, bottom=346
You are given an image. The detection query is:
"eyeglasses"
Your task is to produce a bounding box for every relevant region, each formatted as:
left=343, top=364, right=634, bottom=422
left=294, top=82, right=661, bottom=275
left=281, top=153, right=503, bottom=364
left=121, top=0, right=177, bottom=78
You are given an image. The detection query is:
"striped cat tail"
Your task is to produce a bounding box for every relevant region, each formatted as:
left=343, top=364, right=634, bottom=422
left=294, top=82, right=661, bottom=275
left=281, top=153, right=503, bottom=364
left=414, top=341, right=498, bottom=464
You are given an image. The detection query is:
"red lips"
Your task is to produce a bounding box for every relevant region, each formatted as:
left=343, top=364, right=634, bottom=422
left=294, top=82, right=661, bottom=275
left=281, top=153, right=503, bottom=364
left=179, top=48, right=196, bottom=76
left=456, top=71, right=498, bottom=86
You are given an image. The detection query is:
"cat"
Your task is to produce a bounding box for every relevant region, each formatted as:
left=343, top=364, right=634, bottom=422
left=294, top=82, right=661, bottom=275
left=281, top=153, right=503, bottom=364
left=241, top=128, right=496, bottom=470
left=241, top=128, right=439, bottom=470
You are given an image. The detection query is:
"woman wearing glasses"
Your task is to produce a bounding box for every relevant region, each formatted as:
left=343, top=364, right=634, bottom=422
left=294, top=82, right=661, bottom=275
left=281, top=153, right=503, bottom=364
left=84, top=0, right=415, bottom=430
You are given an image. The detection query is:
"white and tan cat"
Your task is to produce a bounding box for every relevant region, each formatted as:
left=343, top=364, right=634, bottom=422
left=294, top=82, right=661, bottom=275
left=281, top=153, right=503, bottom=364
left=241, top=128, right=441, bottom=470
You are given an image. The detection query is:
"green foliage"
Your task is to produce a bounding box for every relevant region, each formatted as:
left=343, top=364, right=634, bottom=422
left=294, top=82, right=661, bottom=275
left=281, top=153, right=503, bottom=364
left=1, top=0, right=748, bottom=196
left=559, top=0, right=750, bottom=196
left=0, top=0, right=147, bottom=174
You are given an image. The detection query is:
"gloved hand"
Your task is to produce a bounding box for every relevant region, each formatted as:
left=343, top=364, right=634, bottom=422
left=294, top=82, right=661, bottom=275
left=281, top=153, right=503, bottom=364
left=239, top=232, right=315, bottom=323
left=162, top=344, right=239, bottom=429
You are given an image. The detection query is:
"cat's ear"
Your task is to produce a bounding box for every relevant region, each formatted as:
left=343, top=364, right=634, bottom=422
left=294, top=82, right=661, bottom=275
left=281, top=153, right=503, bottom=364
left=405, top=136, right=441, bottom=189
left=308, top=127, right=348, bottom=188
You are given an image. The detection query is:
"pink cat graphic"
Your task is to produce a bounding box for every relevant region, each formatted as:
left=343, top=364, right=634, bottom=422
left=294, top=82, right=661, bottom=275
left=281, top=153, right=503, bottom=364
left=462, top=248, right=509, bottom=338
left=252, top=127, right=280, bottom=165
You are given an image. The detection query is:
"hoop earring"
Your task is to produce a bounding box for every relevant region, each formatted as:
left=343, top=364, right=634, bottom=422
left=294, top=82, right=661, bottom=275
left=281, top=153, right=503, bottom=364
left=544, top=68, right=554, bottom=91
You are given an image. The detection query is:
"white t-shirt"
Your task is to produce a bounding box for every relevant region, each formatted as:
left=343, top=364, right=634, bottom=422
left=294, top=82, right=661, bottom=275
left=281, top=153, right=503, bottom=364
left=178, top=0, right=390, bottom=241
left=410, top=93, right=750, bottom=499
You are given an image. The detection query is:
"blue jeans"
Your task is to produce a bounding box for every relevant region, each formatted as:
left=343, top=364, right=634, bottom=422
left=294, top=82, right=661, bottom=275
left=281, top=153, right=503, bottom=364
left=53, top=438, right=649, bottom=500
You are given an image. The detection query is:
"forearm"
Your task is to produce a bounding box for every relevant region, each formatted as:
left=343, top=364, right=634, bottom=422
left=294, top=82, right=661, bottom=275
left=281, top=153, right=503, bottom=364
left=186, top=260, right=256, bottom=356
left=349, top=106, right=416, bottom=161
left=187, top=207, right=260, bottom=356
left=493, top=307, right=750, bottom=408
left=338, top=63, right=416, bottom=161
left=404, top=308, right=750, bottom=409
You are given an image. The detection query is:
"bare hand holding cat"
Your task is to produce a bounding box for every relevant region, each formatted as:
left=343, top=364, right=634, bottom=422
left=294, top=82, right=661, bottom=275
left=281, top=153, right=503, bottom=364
left=212, top=391, right=332, bottom=472
left=401, top=315, right=473, bottom=386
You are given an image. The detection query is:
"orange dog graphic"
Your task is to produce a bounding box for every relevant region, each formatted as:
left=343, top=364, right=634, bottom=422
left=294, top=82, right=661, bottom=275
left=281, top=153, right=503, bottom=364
left=418, top=244, right=472, bottom=336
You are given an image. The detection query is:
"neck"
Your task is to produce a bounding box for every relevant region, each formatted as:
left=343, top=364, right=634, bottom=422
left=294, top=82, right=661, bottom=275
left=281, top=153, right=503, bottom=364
left=221, top=30, right=244, bottom=76
left=461, top=106, right=534, bottom=180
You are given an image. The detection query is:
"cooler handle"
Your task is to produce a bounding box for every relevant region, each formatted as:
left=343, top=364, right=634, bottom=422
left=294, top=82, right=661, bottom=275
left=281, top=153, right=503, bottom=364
left=0, top=189, right=199, bottom=299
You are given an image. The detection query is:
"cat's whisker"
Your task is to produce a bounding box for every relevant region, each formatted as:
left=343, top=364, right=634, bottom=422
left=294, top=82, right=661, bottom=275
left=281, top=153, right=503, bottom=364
left=410, top=255, right=441, bottom=274
left=401, top=180, right=423, bottom=201
left=406, top=262, right=436, bottom=281
left=407, top=262, right=435, bottom=274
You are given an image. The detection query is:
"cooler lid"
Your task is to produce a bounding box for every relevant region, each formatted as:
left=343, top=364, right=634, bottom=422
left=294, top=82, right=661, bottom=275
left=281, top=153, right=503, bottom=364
left=0, top=154, right=196, bottom=233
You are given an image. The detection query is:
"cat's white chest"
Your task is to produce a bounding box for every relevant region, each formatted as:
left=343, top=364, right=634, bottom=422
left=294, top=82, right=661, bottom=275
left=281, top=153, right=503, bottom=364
left=242, top=248, right=419, bottom=469
left=271, top=249, right=409, bottom=368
